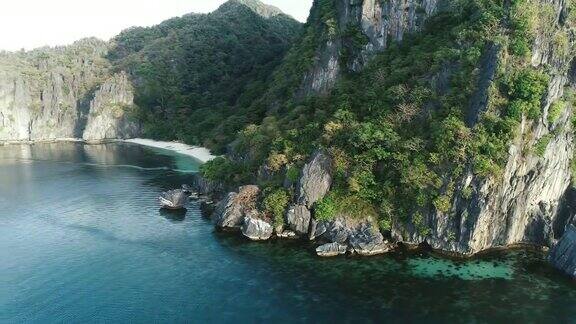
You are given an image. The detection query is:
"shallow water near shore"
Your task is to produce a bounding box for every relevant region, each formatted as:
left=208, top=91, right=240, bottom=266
left=1, top=143, right=575, bottom=323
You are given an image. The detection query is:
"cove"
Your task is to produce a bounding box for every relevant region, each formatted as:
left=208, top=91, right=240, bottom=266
left=1, top=142, right=575, bottom=323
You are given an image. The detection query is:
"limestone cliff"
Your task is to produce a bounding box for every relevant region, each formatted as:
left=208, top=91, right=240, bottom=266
left=83, top=72, right=139, bottom=141
left=299, top=0, right=438, bottom=96
left=392, top=0, right=576, bottom=255
left=0, top=38, right=139, bottom=142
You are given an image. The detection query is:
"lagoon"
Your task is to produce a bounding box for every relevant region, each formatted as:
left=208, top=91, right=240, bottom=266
left=1, top=143, right=575, bottom=323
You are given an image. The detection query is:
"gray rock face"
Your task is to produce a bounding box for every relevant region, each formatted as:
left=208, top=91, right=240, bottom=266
left=549, top=224, right=576, bottom=278
left=83, top=72, right=139, bottom=141
left=0, top=38, right=139, bottom=143
left=286, top=204, right=312, bottom=236
left=213, top=192, right=243, bottom=228
left=297, top=150, right=332, bottom=208
left=314, top=216, right=392, bottom=256
left=212, top=185, right=260, bottom=230
left=159, top=189, right=189, bottom=209
left=317, top=218, right=352, bottom=244
left=242, top=214, right=274, bottom=241
left=349, top=223, right=393, bottom=256
left=300, top=0, right=438, bottom=96
left=316, top=242, right=348, bottom=257
left=393, top=0, right=576, bottom=255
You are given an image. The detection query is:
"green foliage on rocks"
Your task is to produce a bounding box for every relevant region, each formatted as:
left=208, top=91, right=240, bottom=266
left=534, top=134, right=553, bottom=157
left=505, top=68, right=549, bottom=120
left=262, top=188, right=290, bottom=228
left=314, top=194, right=337, bottom=221
left=548, top=101, right=566, bottom=124
left=200, top=157, right=252, bottom=186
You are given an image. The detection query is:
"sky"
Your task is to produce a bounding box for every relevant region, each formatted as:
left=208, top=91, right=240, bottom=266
left=0, top=0, right=313, bottom=52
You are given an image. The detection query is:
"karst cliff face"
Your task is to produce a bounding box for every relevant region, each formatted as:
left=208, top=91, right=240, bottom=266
left=285, top=0, right=576, bottom=256
left=300, top=0, right=438, bottom=96
left=0, top=39, right=139, bottom=142
left=390, top=0, right=576, bottom=255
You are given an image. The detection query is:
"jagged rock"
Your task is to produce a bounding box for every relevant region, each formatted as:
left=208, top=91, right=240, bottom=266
left=299, top=0, right=438, bottom=96
left=549, top=225, right=576, bottom=278
left=277, top=230, right=298, bottom=239
left=312, top=221, right=326, bottom=240
left=316, top=243, right=348, bottom=257
left=317, top=217, right=352, bottom=244
left=313, top=216, right=392, bottom=256
left=349, top=223, right=393, bottom=256
left=392, top=0, right=576, bottom=255
left=297, top=150, right=332, bottom=208
left=0, top=38, right=139, bottom=142
left=308, top=218, right=319, bottom=240
left=242, top=215, right=273, bottom=241
left=82, top=72, right=140, bottom=141
left=212, top=185, right=261, bottom=229
left=212, top=192, right=243, bottom=229
left=188, top=174, right=225, bottom=198
left=286, top=204, right=311, bottom=236
left=159, top=189, right=189, bottom=209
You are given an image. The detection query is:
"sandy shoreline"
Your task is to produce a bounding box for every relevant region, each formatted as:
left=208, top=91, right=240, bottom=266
left=122, top=138, right=217, bottom=163
left=0, top=138, right=217, bottom=164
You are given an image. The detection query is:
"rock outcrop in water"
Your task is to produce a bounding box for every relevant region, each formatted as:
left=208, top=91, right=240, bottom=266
left=242, top=214, right=274, bottom=240
left=159, top=189, right=190, bottom=210
left=549, top=224, right=576, bottom=278
left=212, top=185, right=261, bottom=230
left=0, top=39, right=139, bottom=143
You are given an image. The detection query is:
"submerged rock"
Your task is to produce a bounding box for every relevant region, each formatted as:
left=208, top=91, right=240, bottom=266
left=242, top=215, right=273, bottom=241
left=549, top=225, right=576, bottom=278
left=316, top=243, right=348, bottom=257
left=286, top=204, right=311, bottom=236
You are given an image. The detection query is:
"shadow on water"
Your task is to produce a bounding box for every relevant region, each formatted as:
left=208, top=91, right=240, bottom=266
left=159, top=208, right=187, bottom=222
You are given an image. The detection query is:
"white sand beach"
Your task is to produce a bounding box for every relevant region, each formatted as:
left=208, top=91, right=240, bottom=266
left=123, top=138, right=217, bottom=163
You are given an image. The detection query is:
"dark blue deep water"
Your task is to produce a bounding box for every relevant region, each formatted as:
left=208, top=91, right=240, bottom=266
left=1, top=143, right=576, bottom=323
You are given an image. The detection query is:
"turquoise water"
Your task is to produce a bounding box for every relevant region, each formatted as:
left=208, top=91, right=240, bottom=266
left=1, top=143, right=576, bottom=323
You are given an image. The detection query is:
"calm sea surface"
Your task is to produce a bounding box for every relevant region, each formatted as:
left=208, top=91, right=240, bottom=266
left=1, top=143, right=575, bottom=323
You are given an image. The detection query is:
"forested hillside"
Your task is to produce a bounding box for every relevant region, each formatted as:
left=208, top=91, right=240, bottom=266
left=108, top=0, right=302, bottom=151
left=202, top=0, right=576, bottom=255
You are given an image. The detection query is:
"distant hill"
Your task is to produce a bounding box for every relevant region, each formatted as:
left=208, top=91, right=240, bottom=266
left=108, top=0, right=302, bottom=150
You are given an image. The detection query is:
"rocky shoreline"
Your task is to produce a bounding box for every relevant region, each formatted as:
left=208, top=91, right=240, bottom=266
left=188, top=151, right=576, bottom=274
left=188, top=150, right=397, bottom=258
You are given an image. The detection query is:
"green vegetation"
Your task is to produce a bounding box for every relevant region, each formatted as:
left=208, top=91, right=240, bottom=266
left=548, top=101, right=566, bottom=124
left=534, top=134, right=553, bottom=157
left=262, top=188, right=290, bottom=228
left=314, top=195, right=337, bottom=221
left=509, top=0, right=537, bottom=56
left=199, top=156, right=251, bottom=186
left=109, top=1, right=302, bottom=153
left=505, top=68, right=549, bottom=120
left=154, top=0, right=563, bottom=233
